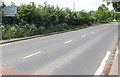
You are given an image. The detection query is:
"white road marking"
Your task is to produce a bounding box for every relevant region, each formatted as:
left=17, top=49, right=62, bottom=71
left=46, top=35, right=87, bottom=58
left=89, top=27, right=93, bottom=28
left=23, top=52, right=41, bottom=59
left=0, top=43, right=12, bottom=47
left=81, top=35, right=86, bottom=38
left=64, top=40, right=72, bottom=44
left=102, top=28, right=104, bottom=29
left=97, top=29, right=100, bottom=31
left=92, top=32, right=94, bottom=34
left=94, top=51, right=111, bottom=75
left=34, top=32, right=101, bottom=75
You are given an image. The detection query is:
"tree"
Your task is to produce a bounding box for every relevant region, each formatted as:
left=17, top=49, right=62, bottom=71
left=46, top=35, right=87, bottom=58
left=88, top=11, right=97, bottom=23
left=94, top=4, right=111, bottom=22
left=1, top=2, right=6, bottom=8
left=10, top=2, right=16, bottom=6
left=103, top=0, right=120, bottom=12
left=113, top=1, right=120, bottom=12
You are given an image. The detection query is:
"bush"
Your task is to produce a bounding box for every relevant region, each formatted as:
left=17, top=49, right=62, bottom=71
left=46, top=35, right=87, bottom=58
left=1, top=2, right=114, bottom=39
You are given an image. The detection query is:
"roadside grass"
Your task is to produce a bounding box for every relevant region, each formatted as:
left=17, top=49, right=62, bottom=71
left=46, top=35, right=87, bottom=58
left=1, top=23, right=93, bottom=40
left=1, top=21, right=112, bottom=40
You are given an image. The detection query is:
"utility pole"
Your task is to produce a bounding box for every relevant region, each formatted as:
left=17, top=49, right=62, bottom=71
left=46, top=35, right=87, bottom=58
left=113, top=10, right=116, bottom=21
left=73, top=0, right=75, bottom=12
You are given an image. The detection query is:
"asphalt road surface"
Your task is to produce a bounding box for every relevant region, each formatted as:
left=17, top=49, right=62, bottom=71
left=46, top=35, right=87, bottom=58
left=1, top=22, right=118, bottom=75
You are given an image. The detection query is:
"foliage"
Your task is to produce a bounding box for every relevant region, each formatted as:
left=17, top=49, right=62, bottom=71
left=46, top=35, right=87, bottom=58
left=103, top=0, right=120, bottom=12
left=113, top=1, right=120, bottom=12
left=0, top=2, right=115, bottom=39
left=94, top=4, right=112, bottom=23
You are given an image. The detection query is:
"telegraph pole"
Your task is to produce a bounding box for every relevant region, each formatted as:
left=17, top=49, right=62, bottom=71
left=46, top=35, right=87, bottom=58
left=73, top=0, right=75, bottom=11
left=113, top=10, right=116, bottom=21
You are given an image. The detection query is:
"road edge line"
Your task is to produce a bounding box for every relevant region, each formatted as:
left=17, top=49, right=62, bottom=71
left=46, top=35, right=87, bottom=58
left=94, top=51, right=111, bottom=75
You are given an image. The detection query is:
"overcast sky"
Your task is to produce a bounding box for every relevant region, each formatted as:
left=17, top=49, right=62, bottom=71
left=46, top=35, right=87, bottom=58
left=3, top=0, right=113, bottom=12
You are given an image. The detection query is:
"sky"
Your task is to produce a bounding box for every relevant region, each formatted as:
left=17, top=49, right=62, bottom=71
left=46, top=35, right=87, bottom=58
left=2, top=0, right=113, bottom=12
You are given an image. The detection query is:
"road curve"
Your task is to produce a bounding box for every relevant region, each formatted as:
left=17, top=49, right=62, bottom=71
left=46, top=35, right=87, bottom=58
left=1, top=22, right=118, bottom=75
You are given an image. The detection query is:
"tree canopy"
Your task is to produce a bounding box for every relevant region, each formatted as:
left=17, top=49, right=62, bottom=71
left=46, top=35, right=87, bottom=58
left=113, top=1, right=120, bottom=12
left=94, top=4, right=111, bottom=22
left=103, top=0, right=120, bottom=12
left=1, top=2, right=119, bottom=39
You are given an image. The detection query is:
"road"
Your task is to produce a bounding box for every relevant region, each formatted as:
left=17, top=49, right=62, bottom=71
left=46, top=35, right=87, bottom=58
left=1, top=22, right=118, bottom=75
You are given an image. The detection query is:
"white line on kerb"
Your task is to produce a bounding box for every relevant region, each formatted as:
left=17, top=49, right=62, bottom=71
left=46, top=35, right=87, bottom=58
left=81, top=35, right=86, bottom=38
left=23, top=52, right=41, bottom=59
left=92, top=32, right=94, bottom=34
left=94, top=51, right=111, bottom=75
left=64, top=40, right=72, bottom=44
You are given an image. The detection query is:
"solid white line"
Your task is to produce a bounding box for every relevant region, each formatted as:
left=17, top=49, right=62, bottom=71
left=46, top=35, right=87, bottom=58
left=94, top=51, right=111, bottom=75
left=64, top=40, right=72, bottom=44
left=23, top=52, right=41, bottom=59
left=115, top=48, right=118, bottom=55
left=92, top=32, right=94, bottom=34
left=81, top=35, right=86, bottom=38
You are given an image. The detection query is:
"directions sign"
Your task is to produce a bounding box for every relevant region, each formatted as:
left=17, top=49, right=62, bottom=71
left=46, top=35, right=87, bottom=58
left=2, top=6, right=17, bottom=17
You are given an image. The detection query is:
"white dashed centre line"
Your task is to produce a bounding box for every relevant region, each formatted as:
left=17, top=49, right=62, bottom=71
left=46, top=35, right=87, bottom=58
left=97, top=29, right=100, bottom=31
left=81, top=35, right=86, bottom=38
left=90, top=27, right=93, bottom=28
left=64, top=40, right=72, bottom=44
left=23, top=51, right=41, bottom=59
left=101, top=28, right=103, bottom=30
left=92, top=32, right=94, bottom=34
left=0, top=43, right=12, bottom=47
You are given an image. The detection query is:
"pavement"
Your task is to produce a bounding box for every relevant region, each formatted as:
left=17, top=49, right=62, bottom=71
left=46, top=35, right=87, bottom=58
left=0, top=22, right=118, bottom=75
left=109, top=41, right=120, bottom=76
left=109, top=22, right=120, bottom=76
left=109, top=48, right=119, bottom=75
